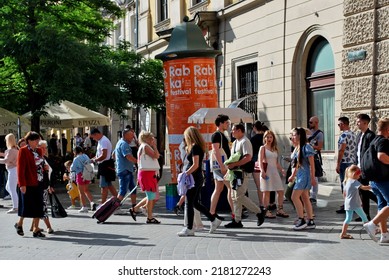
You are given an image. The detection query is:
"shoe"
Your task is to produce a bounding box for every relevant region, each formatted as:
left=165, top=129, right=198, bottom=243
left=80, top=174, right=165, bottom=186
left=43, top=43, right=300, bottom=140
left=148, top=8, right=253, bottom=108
left=268, top=204, right=277, bottom=210
left=78, top=206, right=88, bottom=213
left=193, top=225, right=205, bottom=232
left=173, top=205, right=181, bottom=215
left=146, top=217, right=160, bottom=224
left=177, top=227, right=195, bottom=237
left=309, top=198, right=317, bottom=204
left=213, top=213, right=225, bottom=221
left=47, top=228, right=54, bottom=234
left=7, top=208, right=17, bottom=214
left=224, top=219, right=243, bottom=228
left=91, top=203, right=97, bottom=211
left=293, top=218, right=307, bottom=230
left=3, top=195, right=11, bottom=200
left=306, top=219, right=316, bottom=229
left=209, top=217, right=222, bottom=233
left=340, top=234, right=354, bottom=239
left=379, top=234, right=389, bottom=246
left=14, top=223, right=24, bottom=236
left=363, top=222, right=378, bottom=242
left=67, top=205, right=76, bottom=210
left=336, top=205, right=345, bottom=214
left=276, top=207, right=289, bottom=218
left=265, top=210, right=276, bottom=219
left=129, top=207, right=137, bottom=221
left=33, top=230, right=45, bottom=238
left=140, top=206, right=147, bottom=216
left=256, top=212, right=265, bottom=226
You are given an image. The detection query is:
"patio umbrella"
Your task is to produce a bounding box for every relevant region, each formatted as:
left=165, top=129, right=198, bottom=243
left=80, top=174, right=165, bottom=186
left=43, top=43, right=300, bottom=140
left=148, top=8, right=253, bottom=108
left=23, top=100, right=110, bottom=128
left=187, top=107, right=253, bottom=124
left=0, top=107, right=30, bottom=137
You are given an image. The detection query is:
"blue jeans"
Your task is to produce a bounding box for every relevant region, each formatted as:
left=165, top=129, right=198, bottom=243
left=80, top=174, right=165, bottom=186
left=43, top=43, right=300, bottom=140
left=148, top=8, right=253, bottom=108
left=370, top=180, right=389, bottom=211
left=340, top=162, right=352, bottom=193
left=117, top=170, right=136, bottom=197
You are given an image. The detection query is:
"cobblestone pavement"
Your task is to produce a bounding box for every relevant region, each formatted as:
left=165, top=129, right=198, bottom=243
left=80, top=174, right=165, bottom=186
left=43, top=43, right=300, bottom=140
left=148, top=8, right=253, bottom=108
left=1, top=168, right=388, bottom=260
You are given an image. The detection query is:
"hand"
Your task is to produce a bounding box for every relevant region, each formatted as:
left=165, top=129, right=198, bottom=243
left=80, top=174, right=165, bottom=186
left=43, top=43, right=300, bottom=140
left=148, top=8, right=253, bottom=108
left=288, top=176, right=295, bottom=183
left=20, top=186, right=26, bottom=194
left=311, top=177, right=317, bottom=186
left=336, top=166, right=340, bottom=174
left=261, top=172, right=267, bottom=179
left=281, top=169, right=286, bottom=177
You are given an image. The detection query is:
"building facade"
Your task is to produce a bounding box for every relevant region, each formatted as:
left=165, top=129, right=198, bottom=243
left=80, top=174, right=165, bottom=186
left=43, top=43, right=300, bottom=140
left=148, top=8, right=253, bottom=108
left=108, top=0, right=389, bottom=182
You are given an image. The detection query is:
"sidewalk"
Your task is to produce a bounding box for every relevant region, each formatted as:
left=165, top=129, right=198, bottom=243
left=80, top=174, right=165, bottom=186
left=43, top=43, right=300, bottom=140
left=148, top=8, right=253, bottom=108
left=0, top=167, right=388, bottom=260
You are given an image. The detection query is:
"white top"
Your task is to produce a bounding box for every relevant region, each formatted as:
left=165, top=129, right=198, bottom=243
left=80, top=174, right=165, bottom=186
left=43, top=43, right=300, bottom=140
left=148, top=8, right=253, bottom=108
left=96, top=135, right=112, bottom=162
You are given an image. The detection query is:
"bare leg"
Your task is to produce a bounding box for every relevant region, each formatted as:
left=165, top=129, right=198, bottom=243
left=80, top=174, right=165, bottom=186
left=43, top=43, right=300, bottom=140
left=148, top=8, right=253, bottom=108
left=301, top=190, right=313, bottom=220
left=292, top=189, right=304, bottom=218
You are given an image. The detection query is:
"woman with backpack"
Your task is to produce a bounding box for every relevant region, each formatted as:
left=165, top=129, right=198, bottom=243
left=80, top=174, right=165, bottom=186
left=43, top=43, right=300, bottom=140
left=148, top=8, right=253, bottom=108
left=71, top=146, right=96, bottom=213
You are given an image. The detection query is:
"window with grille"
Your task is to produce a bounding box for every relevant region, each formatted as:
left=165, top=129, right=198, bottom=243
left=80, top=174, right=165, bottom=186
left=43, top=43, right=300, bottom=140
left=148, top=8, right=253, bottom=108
left=238, top=63, right=258, bottom=96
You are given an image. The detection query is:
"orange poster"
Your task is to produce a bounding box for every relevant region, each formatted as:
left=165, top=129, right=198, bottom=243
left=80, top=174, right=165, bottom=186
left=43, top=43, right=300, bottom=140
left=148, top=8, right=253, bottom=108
left=163, top=57, right=218, bottom=182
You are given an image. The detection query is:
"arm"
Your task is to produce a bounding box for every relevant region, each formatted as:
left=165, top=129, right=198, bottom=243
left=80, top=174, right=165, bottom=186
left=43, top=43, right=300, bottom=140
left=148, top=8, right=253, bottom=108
left=144, top=141, right=160, bottom=160
left=258, top=146, right=267, bottom=178
left=377, top=152, right=389, bottom=165
left=360, top=184, right=371, bottom=191
left=125, top=153, right=137, bottom=164
left=336, top=143, right=346, bottom=174
left=212, top=142, right=227, bottom=174
left=95, top=149, right=108, bottom=162
left=308, top=155, right=317, bottom=186
left=226, top=154, right=252, bottom=169
left=186, top=154, right=199, bottom=176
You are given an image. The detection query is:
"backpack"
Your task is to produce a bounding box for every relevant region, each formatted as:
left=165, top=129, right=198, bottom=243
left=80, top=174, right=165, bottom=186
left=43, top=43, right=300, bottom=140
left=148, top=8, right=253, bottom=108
left=361, top=136, right=389, bottom=182
left=82, top=159, right=95, bottom=181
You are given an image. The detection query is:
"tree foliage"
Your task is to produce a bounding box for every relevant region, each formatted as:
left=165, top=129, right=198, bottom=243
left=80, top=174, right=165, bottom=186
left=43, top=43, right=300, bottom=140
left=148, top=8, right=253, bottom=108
left=0, top=0, right=164, bottom=131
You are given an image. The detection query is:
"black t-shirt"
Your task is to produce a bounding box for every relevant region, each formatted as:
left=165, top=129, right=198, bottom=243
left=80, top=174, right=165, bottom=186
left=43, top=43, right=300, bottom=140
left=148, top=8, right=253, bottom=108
left=250, top=133, right=263, bottom=162
left=376, top=136, right=389, bottom=156
left=211, top=131, right=231, bottom=158
left=186, top=144, right=204, bottom=180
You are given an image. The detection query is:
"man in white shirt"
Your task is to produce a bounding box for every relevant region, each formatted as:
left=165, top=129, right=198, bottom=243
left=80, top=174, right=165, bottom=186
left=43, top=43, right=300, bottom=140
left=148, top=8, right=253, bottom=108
left=90, top=128, right=118, bottom=204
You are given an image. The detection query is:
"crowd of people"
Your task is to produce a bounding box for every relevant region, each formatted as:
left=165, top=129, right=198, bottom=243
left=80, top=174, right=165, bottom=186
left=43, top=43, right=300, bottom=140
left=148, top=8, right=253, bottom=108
left=0, top=114, right=388, bottom=243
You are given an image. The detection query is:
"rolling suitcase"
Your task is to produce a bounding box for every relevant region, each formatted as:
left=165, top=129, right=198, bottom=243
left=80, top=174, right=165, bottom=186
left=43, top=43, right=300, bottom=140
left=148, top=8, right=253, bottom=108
left=92, top=185, right=137, bottom=223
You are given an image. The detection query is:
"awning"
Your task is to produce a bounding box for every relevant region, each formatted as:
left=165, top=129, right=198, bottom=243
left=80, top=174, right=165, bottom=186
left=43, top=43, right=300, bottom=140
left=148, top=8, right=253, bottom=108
left=187, top=107, right=253, bottom=124
left=23, top=100, right=110, bottom=128
left=0, top=107, right=30, bottom=136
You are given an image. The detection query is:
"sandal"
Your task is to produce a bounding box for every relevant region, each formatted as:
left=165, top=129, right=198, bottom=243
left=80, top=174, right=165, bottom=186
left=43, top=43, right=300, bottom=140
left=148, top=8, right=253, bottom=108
left=33, top=230, right=46, bottom=238
left=276, top=207, right=290, bottom=218
left=129, top=207, right=137, bottom=221
left=340, top=234, right=354, bottom=239
left=265, top=210, right=276, bottom=219
left=14, top=223, right=24, bottom=236
left=146, top=217, right=161, bottom=224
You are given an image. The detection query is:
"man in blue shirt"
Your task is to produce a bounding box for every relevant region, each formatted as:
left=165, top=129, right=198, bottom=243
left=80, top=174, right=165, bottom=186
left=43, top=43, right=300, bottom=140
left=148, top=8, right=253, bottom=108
left=113, top=128, right=138, bottom=204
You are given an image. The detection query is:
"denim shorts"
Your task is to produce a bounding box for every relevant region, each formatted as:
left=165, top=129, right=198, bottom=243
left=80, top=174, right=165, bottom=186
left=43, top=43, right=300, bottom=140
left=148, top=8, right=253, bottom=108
left=213, top=169, right=225, bottom=181
left=99, top=175, right=112, bottom=188
left=117, top=169, right=136, bottom=197
left=370, top=180, right=389, bottom=211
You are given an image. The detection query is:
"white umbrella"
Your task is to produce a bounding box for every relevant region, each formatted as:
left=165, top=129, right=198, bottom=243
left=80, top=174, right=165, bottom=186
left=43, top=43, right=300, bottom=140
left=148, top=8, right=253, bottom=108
left=187, top=107, right=253, bottom=124
left=23, top=100, right=110, bottom=128
left=0, top=107, right=30, bottom=137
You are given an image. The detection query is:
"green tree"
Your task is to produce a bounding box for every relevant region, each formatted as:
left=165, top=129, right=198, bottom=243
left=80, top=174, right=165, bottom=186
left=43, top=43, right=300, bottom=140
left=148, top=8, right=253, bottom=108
left=0, top=0, right=164, bottom=131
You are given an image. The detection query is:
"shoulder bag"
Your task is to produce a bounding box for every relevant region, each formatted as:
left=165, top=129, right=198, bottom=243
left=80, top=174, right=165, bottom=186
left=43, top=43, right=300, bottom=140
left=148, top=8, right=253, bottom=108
left=209, top=131, right=227, bottom=171
left=138, top=144, right=160, bottom=171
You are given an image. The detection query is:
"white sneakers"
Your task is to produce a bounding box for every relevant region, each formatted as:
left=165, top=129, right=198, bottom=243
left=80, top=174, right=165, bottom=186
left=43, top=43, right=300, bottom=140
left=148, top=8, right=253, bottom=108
left=379, top=233, right=389, bottom=246
left=6, top=208, right=17, bottom=214
left=78, top=207, right=89, bottom=213
left=363, top=222, right=378, bottom=242
left=177, top=227, right=195, bottom=237
left=209, top=218, right=222, bottom=233
left=67, top=205, right=76, bottom=210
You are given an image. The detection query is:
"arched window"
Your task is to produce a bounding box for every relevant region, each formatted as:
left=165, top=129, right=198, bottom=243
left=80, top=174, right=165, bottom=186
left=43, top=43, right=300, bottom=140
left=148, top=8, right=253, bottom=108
left=306, top=38, right=335, bottom=151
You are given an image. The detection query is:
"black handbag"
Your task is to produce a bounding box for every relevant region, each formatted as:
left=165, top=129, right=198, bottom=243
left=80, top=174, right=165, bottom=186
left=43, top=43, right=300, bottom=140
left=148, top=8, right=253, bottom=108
left=49, top=193, right=68, bottom=218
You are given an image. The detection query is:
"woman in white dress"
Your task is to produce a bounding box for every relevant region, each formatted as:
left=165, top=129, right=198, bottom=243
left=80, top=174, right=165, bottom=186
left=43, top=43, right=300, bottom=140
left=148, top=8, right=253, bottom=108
left=258, top=130, right=289, bottom=218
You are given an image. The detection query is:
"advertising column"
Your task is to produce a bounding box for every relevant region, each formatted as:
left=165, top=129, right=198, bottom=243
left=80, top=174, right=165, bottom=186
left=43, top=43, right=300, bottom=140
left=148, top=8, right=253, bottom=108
left=163, top=58, right=218, bottom=182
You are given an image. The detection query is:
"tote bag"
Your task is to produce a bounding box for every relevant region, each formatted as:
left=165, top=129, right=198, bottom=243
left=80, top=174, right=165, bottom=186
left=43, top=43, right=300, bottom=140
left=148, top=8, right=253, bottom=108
left=49, top=193, right=68, bottom=218
left=138, top=144, right=160, bottom=171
